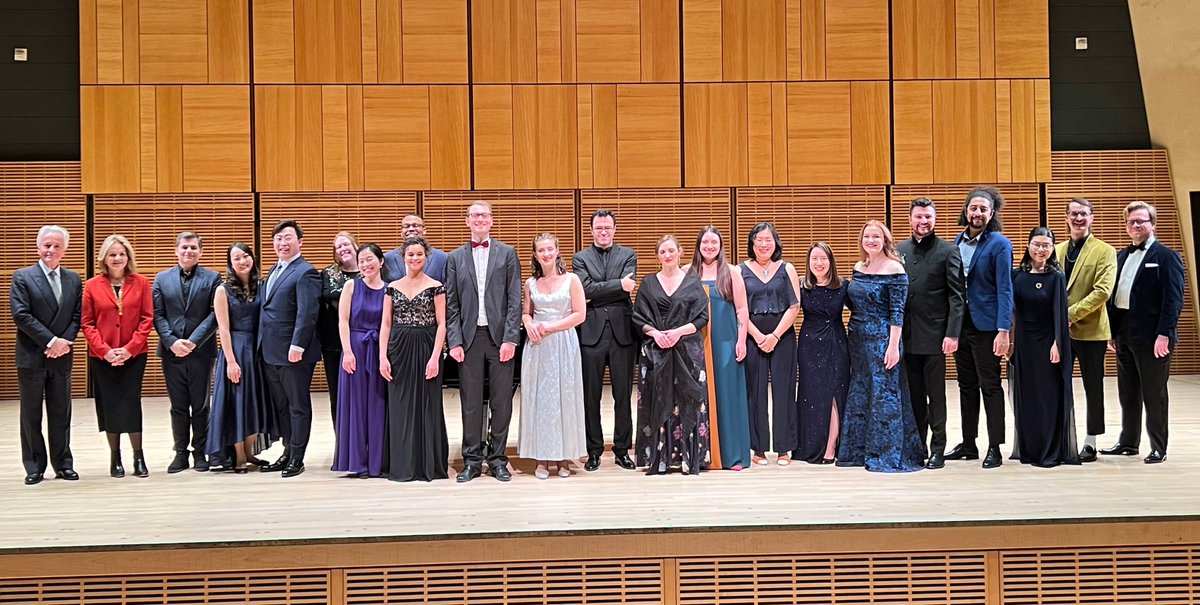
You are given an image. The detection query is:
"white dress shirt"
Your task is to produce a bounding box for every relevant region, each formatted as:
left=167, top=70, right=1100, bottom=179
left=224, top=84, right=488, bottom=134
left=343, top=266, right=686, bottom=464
left=1113, top=236, right=1155, bottom=310
left=472, top=238, right=490, bottom=326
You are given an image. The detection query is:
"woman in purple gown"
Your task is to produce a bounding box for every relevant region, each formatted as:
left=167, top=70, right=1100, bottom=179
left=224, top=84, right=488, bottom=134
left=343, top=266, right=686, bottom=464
left=331, top=244, right=388, bottom=478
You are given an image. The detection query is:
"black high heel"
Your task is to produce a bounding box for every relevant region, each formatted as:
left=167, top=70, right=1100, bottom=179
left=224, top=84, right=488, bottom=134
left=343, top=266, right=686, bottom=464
left=110, top=450, right=125, bottom=478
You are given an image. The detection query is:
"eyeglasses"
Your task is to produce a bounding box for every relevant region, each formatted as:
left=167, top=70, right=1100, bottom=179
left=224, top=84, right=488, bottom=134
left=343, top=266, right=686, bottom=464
left=468, top=212, right=492, bottom=219
left=1029, top=242, right=1055, bottom=250
left=1067, top=211, right=1092, bottom=218
left=1126, top=218, right=1151, bottom=227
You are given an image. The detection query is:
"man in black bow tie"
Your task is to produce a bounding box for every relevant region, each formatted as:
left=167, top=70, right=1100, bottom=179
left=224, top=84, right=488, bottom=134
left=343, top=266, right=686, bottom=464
left=445, top=201, right=522, bottom=482
left=1103, top=201, right=1184, bottom=464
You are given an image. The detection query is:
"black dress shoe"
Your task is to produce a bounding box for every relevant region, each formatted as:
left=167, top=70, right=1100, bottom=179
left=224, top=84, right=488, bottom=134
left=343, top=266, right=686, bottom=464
left=944, top=442, right=979, bottom=460
left=281, top=459, right=306, bottom=478
left=132, top=449, right=149, bottom=478
left=584, top=454, right=602, bottom=472
left=24, top=473, right=43, bottom=485
left=1100, top=443, right=1138, bottom=456
left=193, top=452, right=210, bottom=472
left=1144, top=450, right=1166, bottom=464
left=167, top=452, right=190, bottom=474
left=110, top=451, right=126, bottom=478
left=613, top=453, right=636, bottom=470
left=982, top=446, right=1003, bottom=469
left=489, top=464, right=513, bottom=482
left=456, top=465, right=481, bottom=483
left=55, top=469, right=79, bottom=481
left=260, top=456, right=290, bottom=472
left=1079, top=445, right=1098, bottom=463
left=925, top=453, right=945, bottom=470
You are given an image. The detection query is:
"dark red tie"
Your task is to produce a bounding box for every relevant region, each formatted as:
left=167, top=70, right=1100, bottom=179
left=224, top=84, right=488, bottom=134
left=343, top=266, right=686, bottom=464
left=471, top=240, right=489, bottom=249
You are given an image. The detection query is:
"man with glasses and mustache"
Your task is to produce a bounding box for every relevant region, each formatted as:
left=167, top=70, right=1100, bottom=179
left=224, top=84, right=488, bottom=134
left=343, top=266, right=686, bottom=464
left=1103, top=201, right=1184, bottom=464
left=1056, top=198, right=1117, bottom=462
left=385, top=214, right=446, bottom=282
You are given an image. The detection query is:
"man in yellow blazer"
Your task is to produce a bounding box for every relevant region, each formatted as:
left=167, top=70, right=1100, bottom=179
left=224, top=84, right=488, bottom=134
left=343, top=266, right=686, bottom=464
left=1057, top=198, right=1117, bottom=462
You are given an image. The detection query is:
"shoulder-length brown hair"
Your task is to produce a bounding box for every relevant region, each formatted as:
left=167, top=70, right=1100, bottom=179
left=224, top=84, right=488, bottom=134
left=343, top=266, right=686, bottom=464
left=687, top=226, right=733, bottom=300
left=859, top=220, right=902, bottom=266
left=801, top=241, right=843, bottom=290
left=96, top=234, right=137, bottom=276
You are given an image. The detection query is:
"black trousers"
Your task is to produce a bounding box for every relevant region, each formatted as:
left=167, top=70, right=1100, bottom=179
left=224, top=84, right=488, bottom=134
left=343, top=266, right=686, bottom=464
left=580, top=323, right=636, bottom=456
left=1071, top=338, right=1108, bottom=437
left=19, top=366, right=74, bottom=475
left=953, top=308, right=1006, bottom=445
left=744, top=313, right=798, bottom=454
left=459, top=326, right=515, bottom=467
left=163, top=355, right=214, bottom=454
left=264, top=361, right=316, bottom=462
left=905, top=352, right=947, bottom=456
left=322, top=347, right=341, bottom=426
left=1115, top=324, right=1171, bottom=453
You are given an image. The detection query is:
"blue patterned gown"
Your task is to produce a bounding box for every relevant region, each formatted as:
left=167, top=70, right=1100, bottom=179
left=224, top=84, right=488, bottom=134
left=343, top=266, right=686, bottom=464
left=836, top=271, right=924, bottom=472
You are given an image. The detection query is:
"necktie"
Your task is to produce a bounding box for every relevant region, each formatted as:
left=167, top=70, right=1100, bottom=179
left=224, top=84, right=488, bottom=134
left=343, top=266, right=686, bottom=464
left=471, top=240, right=489, bottom=249
left=48, top=270, right=62, bottom=303
left=265, top=264, right=282, bottom=298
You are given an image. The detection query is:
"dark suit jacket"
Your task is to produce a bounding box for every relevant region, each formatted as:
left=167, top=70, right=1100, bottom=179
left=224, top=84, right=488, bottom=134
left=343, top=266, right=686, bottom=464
left=445, top=239, right=522, bottom=351
left=954, top=229, right=1014, bottom=332
left=571, top=244, right=637, bottom=346
left=10, top=263, right=82, bottom=371
left=82, top=273, right=154, bottom=359
left=258, top=255, right=322, bottom=366
left=1109, top=240, right=1185, bottom=346
left=152, top=265, right=221, bottom=360
left=384, top=246, right=447, bottom=283
left=897, top=234, right=965, bottom=355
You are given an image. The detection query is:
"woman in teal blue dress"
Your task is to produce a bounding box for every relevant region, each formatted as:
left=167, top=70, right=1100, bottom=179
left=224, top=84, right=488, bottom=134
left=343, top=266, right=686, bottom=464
left=686, top=227, right=752, bottom=470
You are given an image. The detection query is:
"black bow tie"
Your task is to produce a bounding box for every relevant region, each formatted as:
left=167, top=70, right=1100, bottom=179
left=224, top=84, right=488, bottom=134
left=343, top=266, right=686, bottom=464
left=1126, top=242, right=1147, bottom=254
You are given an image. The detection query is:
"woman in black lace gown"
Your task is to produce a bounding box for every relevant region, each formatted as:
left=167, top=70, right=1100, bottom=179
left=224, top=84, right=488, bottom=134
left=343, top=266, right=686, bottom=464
left=380, top=236, right=448, bottom=482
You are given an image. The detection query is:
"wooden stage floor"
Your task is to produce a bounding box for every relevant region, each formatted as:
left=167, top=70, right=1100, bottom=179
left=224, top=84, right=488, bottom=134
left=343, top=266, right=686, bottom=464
left=2, top=376, right=1199, bottom=553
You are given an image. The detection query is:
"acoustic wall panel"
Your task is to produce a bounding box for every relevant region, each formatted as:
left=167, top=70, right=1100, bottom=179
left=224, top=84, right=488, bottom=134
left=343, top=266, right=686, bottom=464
left=893, top=0, right=1047, bottom=80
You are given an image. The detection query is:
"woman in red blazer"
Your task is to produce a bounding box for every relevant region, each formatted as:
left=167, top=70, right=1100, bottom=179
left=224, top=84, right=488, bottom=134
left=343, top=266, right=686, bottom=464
left=82, top=234, right=154, bottom=478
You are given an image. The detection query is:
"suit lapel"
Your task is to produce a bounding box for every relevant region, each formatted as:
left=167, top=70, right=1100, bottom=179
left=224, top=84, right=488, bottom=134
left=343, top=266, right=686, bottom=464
left=1065, top=238, right=1087, bottom=291
left=266, top=261, right=298, bottom=303
left=461, top=246, right=480, bottom=300
left=32, top=267, right=60, bottom=312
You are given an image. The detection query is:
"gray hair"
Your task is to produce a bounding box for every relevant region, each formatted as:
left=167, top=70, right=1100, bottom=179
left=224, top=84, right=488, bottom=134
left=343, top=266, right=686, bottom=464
left=37, top=225, right=70, bottom=248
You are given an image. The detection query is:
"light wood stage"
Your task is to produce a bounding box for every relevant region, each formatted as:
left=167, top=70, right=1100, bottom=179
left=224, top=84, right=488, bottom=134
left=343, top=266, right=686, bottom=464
left=2, top=377, right=1200, bottom=604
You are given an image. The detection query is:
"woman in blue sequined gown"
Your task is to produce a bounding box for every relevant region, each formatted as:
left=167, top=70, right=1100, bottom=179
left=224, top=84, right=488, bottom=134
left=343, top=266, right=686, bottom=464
left=837, top=221, right=925, bottom=473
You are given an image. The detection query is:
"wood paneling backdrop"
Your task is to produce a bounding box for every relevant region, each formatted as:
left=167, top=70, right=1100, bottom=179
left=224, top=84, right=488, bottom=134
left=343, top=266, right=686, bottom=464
left=3, top=2, right=1193, bottom=395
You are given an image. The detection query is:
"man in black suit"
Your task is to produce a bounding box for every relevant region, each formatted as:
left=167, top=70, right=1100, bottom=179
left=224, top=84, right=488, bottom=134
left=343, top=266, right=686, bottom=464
left=258, top=220, right=322, bottom=478
left=896, top=198, right=965, bottom=470
left=1103, top=201, right=1184, bottom=464
left=571, top=209, right=637, bottom=471
left=11, top=225, right=82, bottom=485
left=445, top=201, right=522, bottom=482
left=153, top=231, right=221, bottom=473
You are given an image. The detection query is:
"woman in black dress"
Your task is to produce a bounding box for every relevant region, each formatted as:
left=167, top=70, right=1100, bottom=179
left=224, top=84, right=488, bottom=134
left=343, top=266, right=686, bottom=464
left=632, top=234, right=711, bottom=475
left=793, top=242, right=849, bottom=464
left=380, top=237, right=449, bottom=482
left=1009, top=227, right=1080, bottom=467
left=319, top=231, right=360, bottom=426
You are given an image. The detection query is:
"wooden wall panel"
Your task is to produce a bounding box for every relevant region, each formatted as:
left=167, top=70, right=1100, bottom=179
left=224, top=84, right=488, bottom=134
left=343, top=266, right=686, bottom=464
left=893, top=79, right=1048, bottom=185
left=823, top=0, right=889, bottom=80
left=91, top=193, right=255, bottom=396
left=401, top=0, right=469, bottom=83
left=615, top=85, right=681, bottom=187
left=423, top=190, right=578, bottom=260
left=362, top=87, right=470, bottom=190
left=786, top=82, right=852, bottom=185
left=849, top=81, right=892, bottom=184
left=80, top=0, right=249, bottom=84
left=83, top=86, right=251, bottom=194
left=893, top=0, right=1047, bottom=80
left=0, top=163, right=89, bottom=400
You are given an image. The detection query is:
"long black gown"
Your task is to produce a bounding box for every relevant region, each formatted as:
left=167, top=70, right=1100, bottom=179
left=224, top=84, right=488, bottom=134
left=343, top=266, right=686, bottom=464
left=794, top=283, right=849, bottom=463
left=207, top=285, right=277, bottom=460
left=386, top=285, right=450, bottom=482
left=632, top=274, right=711, bottom=475
left=1008, top=269, right=1080, bottom=467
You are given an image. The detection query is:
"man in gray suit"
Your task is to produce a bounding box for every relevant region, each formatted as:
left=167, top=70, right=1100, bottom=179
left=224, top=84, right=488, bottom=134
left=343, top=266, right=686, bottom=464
left=11, top=225, right=82, bottom=485
left=445, top=201, right=522, bottom=482
left=153, top=232, right=221, bottom=473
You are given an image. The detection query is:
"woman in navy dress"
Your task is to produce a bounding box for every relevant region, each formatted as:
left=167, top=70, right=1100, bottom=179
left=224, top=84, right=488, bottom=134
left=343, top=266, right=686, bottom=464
left=741, top=223, right=802, bottom=466
left=686, top=226, right=752, bottom=470
left=1008, top=227, right=1080, bottom=468
left=838, top=221, right=925, bottom=473
left=794, top=242, right=849, bottom=464
left=331, top=244, right=388, bottom=478
left=207, top=243, right=276, bottom=472
left=381, top=237, right=449, bottom=482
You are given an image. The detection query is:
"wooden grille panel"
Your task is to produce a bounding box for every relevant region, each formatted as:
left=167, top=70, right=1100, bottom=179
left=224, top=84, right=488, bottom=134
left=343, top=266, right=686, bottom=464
left=677, top=552, right=988, bottom=605
left=0, top=570, right=329, bottom=605
left=343, top=560, right=664, bottom=604
left=579, top=188, right=732, bottom=281
left=91, top=193, right=256, bottom=396
left=1048, top=149, right=1199, bottom=374
left=422, top=190, right=578, bottom=260
left=0, top=163, right=89, bottom=400
left=1001, top=546, right=1200, bottom=605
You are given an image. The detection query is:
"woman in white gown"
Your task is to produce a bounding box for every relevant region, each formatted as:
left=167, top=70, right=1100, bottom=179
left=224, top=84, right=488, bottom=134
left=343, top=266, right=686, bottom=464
left=519, top=232, right=588, bottom=479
